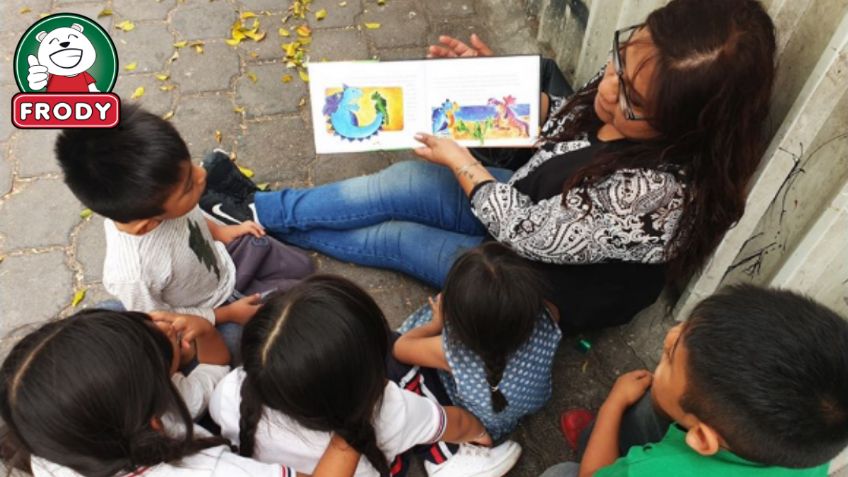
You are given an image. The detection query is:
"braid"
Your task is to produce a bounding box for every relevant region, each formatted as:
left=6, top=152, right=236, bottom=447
left=482, top=353, right=509, bottom=413
left=237, top=375, right=264, bottom=457
left=336, top=421, right=389, bottom=477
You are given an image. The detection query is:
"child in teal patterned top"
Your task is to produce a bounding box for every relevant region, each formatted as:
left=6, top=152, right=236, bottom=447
left=395, top=242, right=562, bottom=441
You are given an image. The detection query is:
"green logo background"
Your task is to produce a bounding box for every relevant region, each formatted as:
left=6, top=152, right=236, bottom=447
left=14, top=13, right=118, bottom=93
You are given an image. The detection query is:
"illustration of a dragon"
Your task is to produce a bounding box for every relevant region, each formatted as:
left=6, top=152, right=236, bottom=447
left=432, top=99, right=459, bottom=135
left=323, top=85, right=385, bottom=141
left=487, top=95, right=529, bottom=136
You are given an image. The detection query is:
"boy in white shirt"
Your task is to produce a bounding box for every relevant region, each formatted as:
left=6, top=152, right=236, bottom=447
left=55, top=105, right=313, bottom=358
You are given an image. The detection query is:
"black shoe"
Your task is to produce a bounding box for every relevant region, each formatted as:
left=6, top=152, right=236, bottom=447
left=200, top=188, right=255, bottom=225
left=202, top=149, right=258, bottom=199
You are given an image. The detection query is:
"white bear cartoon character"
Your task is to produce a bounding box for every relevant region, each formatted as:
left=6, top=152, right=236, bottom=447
left=27, top=23, right=100, bottom=93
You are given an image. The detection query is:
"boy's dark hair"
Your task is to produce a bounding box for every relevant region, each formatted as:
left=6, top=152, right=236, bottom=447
left=55, top=104, right=190, bottom=223
left=680, top=284, right=848, bottom=468
left=238, top=275, right=392, bottom=476
left=442, top=242, right=547, bottom=413
left=0, top=309, right=227, bottom=477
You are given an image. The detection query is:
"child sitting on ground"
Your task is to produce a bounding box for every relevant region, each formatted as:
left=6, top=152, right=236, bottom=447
left=542, top=284, right=848, bottom=477
left=0, top=309, right=359, bottom=477
left=393, top=242, right=561, bottom=476
left=54, top=104, right=314, bottom=358
left=210, top=274, right=522, bottom=477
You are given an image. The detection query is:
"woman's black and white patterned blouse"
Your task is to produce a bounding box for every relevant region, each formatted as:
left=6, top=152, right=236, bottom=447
left=469, top=94, right=687, bottom=266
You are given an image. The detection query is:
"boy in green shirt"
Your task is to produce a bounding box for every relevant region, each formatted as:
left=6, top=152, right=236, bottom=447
left=543, top=284, right=848, bottom=477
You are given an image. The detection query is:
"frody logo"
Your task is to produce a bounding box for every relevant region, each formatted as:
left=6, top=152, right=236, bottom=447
left=12, top=13, right=120, bottom=128
left=29, top=23, right=100, bottom=92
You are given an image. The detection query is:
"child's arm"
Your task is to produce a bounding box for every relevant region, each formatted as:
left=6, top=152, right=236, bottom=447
left=206, top=218, right=265, bottom=245
left=214, top=293, right=263, bottom=325
left=393, top=295, right=450, bottom=371
left=441, top=405, right=493, bottom=446
left=151, top=311, right=230, bottom=365
left=301, top=434, right=361, bottom=477
left=579, top=370, right=653, bottom=477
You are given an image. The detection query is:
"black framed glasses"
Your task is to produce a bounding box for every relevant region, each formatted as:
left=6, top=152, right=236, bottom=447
left=612, top=24, right=648, bottom=121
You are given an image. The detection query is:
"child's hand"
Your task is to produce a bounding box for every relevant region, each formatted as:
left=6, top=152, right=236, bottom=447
left=217, top=293, right=262, bottom=325
left=428, top=34, right=494, bottom=58
left=150, top=311, right=214, bottom=350
left=414, top=133, right=475, bottom=168
left=217, top=221, right=266, bottom=244
left=606, top=369, right=653, bottom=410
left=470, top=429, right=493, bottom=447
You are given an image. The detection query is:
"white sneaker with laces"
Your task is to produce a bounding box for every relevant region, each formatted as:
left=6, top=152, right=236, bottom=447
left=424, top=441, right=522, bottom=477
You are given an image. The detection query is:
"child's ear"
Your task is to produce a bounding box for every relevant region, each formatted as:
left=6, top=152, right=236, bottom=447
left=684, top=422, right=721, bottom=456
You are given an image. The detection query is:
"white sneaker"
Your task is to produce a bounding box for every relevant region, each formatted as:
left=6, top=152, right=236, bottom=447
left=424, top=441, right=522, bottom=477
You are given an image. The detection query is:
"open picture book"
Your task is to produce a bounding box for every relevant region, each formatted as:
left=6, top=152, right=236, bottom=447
left=307, top=55, right=541, bottom=154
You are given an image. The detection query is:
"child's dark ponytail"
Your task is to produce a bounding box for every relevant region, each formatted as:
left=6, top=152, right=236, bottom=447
left=443, top=243, right=546, bottom=414
left=237, top=375, right=264, bottom=457
left=241, top=275, right=392, bottom=475
left=0, top=310, right=228, bottom=477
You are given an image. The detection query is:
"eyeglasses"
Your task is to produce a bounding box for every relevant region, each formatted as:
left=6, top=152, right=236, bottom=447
left=612, top=24, right=648, bottom=121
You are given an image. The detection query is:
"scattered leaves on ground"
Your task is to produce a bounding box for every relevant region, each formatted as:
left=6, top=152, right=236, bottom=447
left=364, top=22, right=381, bottom=30
left=214, top=130, right=222, bottom=143
left=339, top=1, right=347, bottom=6
left=278, top=27, right=290, bottom=37
left=19, top=6, right=31, bottom=14
left=115, top=20, right=135, bottom=32
left=246, top=71, right=258, bottom=83
left=168, top=50, right=179, bottom=63
left=154, top=73, right=169, bottom=81
left=281, top=74, right=293, bottom=83
left=189, top=41, right=205, bottom=54
left=377, top=0, right=387, bottom=5
left=233, top=106, right=245, bottom=113
left=174, top=40, right=188, bottom=48
left=98, top=8, right=113, bottom=17
left=298, top=68, right=309, bottom=82
left=315, top=8, right=327, bottom=20
left=257, top=183, right=270, bottom=191
left=160, top=84, right=176, bottom=91
left=227, top=16, right=266, bottom=46
left=71, top=288, right=87, bottom=308
left=162, top=111, right=174, bottom=120
left=131, top=86, right=145, bottom=99
left=238, top=166, right=255, bottom=178
left=124, top=62, right=137, bottom=71
left=80, top=208, right=93, bottom=219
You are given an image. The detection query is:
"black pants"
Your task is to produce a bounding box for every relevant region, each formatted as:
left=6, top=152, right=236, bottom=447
left=577, top=392, right=672, bottom=458
left=385, top=333, right=459, bottom=476
left=471, top=57, right=574, bottom=171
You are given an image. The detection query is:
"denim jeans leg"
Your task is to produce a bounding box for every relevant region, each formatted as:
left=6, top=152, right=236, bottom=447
left=577, top=392, right=671, bottom=459
left=255, top=161, right=513, bottom=237
left=540, top=462, right=580, bottom=477
left=284, top=221, right=485, bottom=288
left=216, top=322, right=243, bottom=365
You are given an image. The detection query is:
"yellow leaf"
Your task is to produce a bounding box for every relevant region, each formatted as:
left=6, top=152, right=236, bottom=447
left=124, top=62, right=137, bottom=71
left=131, top=86, right=145, bottom=99
left=238, top=166, right=254, bottom=178
left=278, top=27, right=290, bottom=37
left=214, top=130, right=222, bottom=143
left=173, top=40, right=188, bottom=48
left=298, top=68, right=309, bottom=82
left=19, top=6, right=31, bottom=14
left=233, top=106, right=245, bottom=113
left=0, top=255, right=4, bottom=264
left=245, top=30, right=266, bottom=42
left=281, top=74, right=293, bottom=83
left=194, top=44, right=204, bottom=54
left=80, top=208, right=93, bottom=219
left=377, top=0, right=386, bottom=5
left=298, top=97, right=306, bottom=107
left=115, top=20, right=135, bottom=32
left=71, top=288, right=87, bottom=308
left=162, top=111, right=174, bottom=120
left=168, top=50, right=179, bottom=63
left=339, top=1, right=347, bottom=6
left=154, top=73, right=169, bottom=81
left=240, top=11, right=257, bottom=19
left=249, top=51, right=259, bottom=58
left=246, top=71, right=258, bottom=83
left=364, top=22, right=381, bottom=30
left=225, top=38, right=242, bottom=46
left=298, top=36, right=312, bottom=46
left=282, top=41, right=299, bottom=57
left=315, top=8, right=327, bottom=20
left=160, top=84, right=176, bottom=91
left=38, top=12, right=48, bottom=18
left=296, top=24, right=312, bottom=38
left=98, top=8, right=113, bottom=17
left=257, top=182, right=270, bottom=191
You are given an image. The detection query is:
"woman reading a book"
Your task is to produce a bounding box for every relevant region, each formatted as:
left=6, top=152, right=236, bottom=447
left=205, top=0, right=776, bottom=332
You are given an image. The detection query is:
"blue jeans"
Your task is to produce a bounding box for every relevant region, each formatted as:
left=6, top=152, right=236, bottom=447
left=254, top=161, right=514, bottom=287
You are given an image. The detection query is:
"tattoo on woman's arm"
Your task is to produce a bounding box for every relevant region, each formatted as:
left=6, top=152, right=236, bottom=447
left=454, top=161, right=486, bottom=186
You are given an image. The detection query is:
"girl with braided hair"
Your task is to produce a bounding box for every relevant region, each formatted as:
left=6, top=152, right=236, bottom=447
left=393, top=242, right=562, bottom=474
left=0, top=309, right=359, bottom=477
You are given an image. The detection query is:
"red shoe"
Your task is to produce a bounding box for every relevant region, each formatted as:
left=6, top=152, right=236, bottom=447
left=560, top=409, right=595, bottom=450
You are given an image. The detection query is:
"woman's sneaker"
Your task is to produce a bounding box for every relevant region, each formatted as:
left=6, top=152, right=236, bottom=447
left=424, top=441, right=522, bottom=477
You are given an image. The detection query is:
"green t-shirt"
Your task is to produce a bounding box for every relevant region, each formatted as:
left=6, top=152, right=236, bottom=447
left=595, top=425, right=829, bottom=477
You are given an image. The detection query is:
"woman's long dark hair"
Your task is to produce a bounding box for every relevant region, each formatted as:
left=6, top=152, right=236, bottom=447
left=0, top=309, right=227, bottom=477
left=549, top=0, right=776, bottom=282
left=238, top=275, right=392, bottom=476
left=442, top=243, right=547, bottom=413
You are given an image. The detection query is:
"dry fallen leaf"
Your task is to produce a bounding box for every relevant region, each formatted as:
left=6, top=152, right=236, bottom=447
left=257, top=183, right=270, bottom=191
left=364, top=22, right=381, bottom=30
left=315, top=8, right=327, bottom=20
left=246, top=71, right=258, bottom=83
left=190, top=41, right=205, bottom=54
left=174, top=40, right=188, bottom=48
left=160, top=84, right=176, bottom=91
left=249, top=51, right=259, bottom=59
left=214, top=130, right=222, bottom=143
left=124, top=62, right=137, bottom=71
left=162, top=111, right=174, bottom=120
left=296, top=24, right=312, bottom=38
left=581, top=360, right=589, bottom=373
left=168, top=50, right=179, bottom=63
left=233, top=105, right=245, bottom=113
left=19, top=6, right=32, bottom=14
left=115, top=20, right=135, bottom=32
left=240, top=11, right=257, bottom=20
left=377, top=0, right=386, bottom=5
left=278, top=27, right=290, bottom=37
left=131, top=86, right=145, bottom=99
left=299, top=97, right=306, bottom=107
left=298, top=68, right=309, bottom=82
left=80, top=208, right=93, bottom=219
left=281, top=74, right=293, bottom=83
left=71, top=288, right=87, bottom=308
left=154, top=73, right=169, bottom=81
left=98, top=8, right=113, bottom=17
left=238, top=166, right=255, bottom=178
left=338, top=1, right=347, bottom=6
